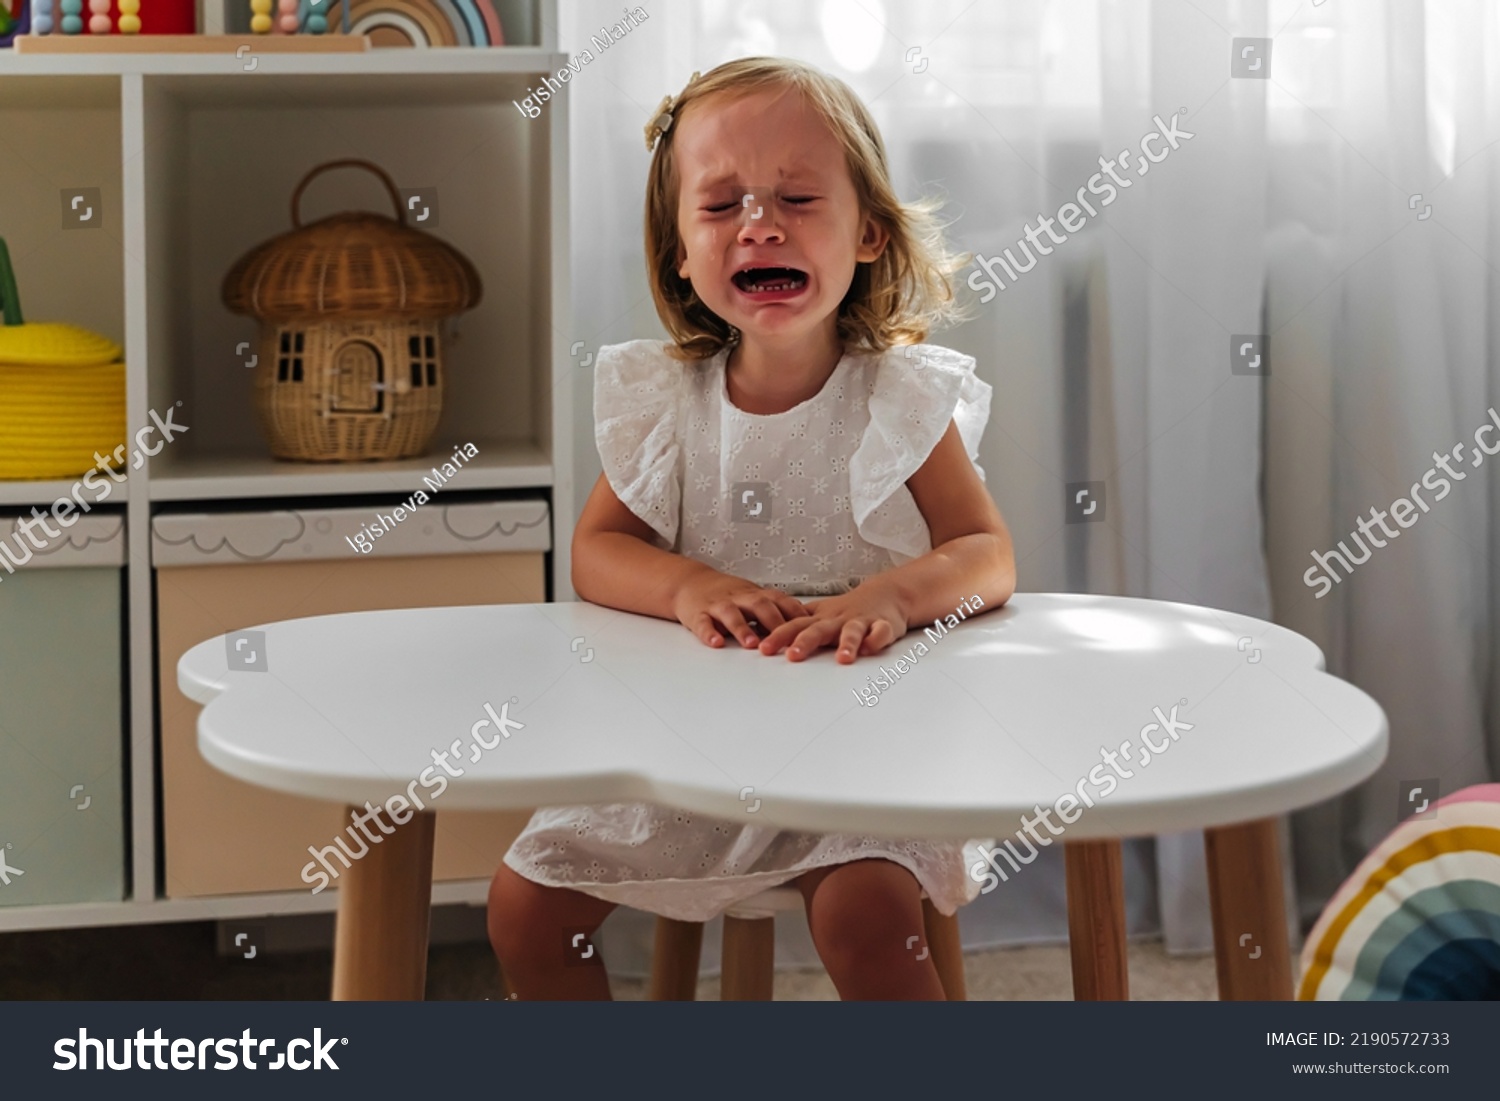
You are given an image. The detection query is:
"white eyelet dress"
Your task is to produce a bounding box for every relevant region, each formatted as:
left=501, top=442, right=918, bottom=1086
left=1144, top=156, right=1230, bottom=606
left=503, top=339, right=995, bottom=921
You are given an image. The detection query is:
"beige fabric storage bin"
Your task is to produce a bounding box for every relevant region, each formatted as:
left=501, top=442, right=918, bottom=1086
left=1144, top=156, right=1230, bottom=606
left=154, top=499, right=549, bottom=899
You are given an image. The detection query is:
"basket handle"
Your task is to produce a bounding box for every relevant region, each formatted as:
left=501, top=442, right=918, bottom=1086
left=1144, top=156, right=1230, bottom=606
left=290, top=159, right=406, bottom=229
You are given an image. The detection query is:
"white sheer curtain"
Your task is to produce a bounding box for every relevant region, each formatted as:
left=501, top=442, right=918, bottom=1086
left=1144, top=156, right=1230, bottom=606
left=1264, top=0, right=1500, bottom=924
left=559, top=0, right=1500, bottom=976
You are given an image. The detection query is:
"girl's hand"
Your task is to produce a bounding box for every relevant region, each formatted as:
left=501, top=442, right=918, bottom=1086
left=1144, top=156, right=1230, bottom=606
left=672, top=569, right=813, bottom=650
left=757, top=580, right=909, bottom=663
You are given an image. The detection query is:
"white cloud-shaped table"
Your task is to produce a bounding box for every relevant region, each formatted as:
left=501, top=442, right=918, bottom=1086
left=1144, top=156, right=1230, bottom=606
left=179, top=593, right=1386, bottom=1000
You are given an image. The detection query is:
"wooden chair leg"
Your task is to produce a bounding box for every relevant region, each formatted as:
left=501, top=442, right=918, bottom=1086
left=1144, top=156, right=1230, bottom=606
left=922, top=898, right=967, bottom=1001
left=1063, top=838, right=1129, bottom=1000
left=720, top=915, right=775, bottom=1000
left=649, top=917, right=705, bottom=1000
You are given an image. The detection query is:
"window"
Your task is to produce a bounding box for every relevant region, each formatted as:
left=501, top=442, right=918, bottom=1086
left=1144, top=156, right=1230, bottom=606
left=407, top=328, right=437, bottom=389
left=277, top=328, right=304, bottom=383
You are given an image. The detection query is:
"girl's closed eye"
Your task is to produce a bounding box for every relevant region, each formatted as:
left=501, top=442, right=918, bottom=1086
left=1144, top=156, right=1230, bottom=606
left=702, top=196, right=820, bottom=213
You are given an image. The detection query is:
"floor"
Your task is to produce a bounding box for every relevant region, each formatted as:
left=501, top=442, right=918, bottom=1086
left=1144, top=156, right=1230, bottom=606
left=0, top=919, right=1220, bottom=999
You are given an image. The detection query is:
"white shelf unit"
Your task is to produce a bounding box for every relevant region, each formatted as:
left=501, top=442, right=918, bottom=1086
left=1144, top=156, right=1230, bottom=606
left=0, top=478, right=130, bottom=506
left=0, top=22, right=579, bottom=934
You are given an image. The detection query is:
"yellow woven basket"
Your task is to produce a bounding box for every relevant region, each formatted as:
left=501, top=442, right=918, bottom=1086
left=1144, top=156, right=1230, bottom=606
left=0, top=238, right=126, bottom=481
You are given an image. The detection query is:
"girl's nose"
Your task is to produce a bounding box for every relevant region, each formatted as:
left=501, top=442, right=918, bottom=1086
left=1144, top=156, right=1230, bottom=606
left=737, top=218, right=785, bottom=245
left=736, top=189, right=784, bottom=241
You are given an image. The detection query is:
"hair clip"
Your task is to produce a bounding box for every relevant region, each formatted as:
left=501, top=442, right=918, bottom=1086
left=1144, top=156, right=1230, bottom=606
left=645, top=70, right=702, bottom=152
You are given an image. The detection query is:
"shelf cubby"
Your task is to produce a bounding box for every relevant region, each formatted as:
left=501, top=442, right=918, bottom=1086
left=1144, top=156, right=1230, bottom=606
left=0, top=77, right=126, bottom=507
left=138, top=68, right=558, bottom=496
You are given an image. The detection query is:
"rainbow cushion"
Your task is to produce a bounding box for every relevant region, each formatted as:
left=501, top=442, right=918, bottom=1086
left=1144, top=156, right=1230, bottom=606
left=1299, top=783, right=1500, bottom=1000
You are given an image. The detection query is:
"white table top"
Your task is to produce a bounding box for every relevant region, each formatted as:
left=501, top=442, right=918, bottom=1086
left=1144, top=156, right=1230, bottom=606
left=179, top=593, right=1387, bottom=840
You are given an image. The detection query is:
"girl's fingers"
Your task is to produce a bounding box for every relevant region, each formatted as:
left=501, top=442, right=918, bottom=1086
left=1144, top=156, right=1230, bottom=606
left=693, top=591, right=899, bottom=661
left=836, top=619, right=870, bottom=663
left=745, top=597, right=789, bottom=631
left=690, top=612, right=725, bottom=648
left=758, top=616, right=813, bottom=654
left=786, top=620, right=844, bottom=661
left=860, top=619, right=894, bottom=654
left=769, top=591, right=811, bottom=621
left=713, top=604, right=760, bottom=649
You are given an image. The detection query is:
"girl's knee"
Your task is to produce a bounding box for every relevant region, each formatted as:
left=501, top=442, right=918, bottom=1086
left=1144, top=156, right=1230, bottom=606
left=488, top=865, right=562, bottom=959
left=805, top=860, right=925, bottom=967
left=487, top=864, right=610, bottom=964
left=808, top=859, right=922, bottom=912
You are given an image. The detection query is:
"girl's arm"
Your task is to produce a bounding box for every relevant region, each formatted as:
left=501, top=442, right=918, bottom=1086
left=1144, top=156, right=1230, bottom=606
left=572, top=471, right=713, bottom=619
left=868, top=419, right=1016, bottom=624
left=572, top=472, right=811, bottom=643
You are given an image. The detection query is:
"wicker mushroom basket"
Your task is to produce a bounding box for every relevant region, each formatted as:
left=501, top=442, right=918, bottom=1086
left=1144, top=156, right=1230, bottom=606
left=222, top=159, right=483, bottom=462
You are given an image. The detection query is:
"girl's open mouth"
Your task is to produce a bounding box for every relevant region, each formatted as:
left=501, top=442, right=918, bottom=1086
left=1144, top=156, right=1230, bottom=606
left=732, top=266, right=809, bottom=298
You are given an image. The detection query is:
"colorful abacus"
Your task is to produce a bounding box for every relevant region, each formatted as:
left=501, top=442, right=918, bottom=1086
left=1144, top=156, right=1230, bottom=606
left=10, top=0, right=355, bottom=37
left=305, top=0, right=328, bottom=34
left=37, top=0, right=144, bottom=34
left=251, top=0, right=347, bottom=33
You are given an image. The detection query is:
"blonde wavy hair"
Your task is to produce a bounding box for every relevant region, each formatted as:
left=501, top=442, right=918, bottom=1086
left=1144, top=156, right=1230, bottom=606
left=645, top=57, right=970, bottom=363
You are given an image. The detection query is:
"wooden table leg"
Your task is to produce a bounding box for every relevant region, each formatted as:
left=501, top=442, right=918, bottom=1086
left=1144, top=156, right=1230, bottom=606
left=1205, top=818, right=1293, bottom=1000
left=331, top=808, right=436, bottom=1001
left=1064, top=839, right=1129, bottom=1000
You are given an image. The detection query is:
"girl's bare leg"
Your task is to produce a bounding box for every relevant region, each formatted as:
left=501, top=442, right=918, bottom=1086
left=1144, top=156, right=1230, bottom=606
left=796, top=859, right=947, bottom=1000
left=488, top=863, right=618, bottom=1000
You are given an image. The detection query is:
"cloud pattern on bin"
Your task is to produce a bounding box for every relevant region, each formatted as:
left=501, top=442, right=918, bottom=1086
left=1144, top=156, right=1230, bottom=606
left=1, top=515, right=124, bottom=557
left=153, top=512, right=307, bottom=563
left=442, top=503, right=551, bottom=543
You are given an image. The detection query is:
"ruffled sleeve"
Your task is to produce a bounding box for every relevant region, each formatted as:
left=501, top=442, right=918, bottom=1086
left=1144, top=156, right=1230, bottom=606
left=849, top=343, right=993, bottom=563
left=593, top=340, right=685, bottom=551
